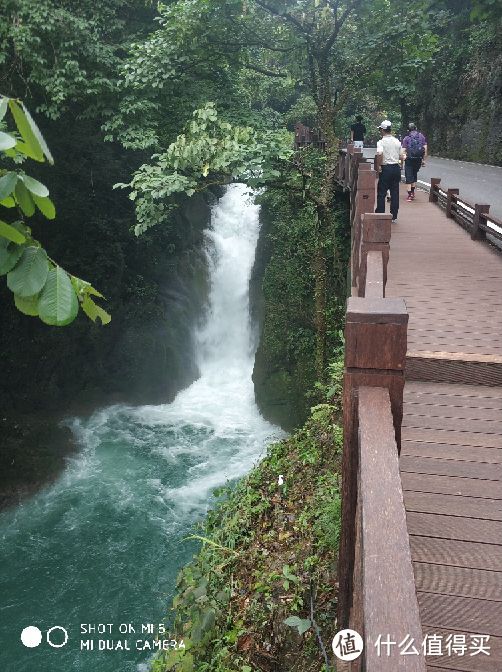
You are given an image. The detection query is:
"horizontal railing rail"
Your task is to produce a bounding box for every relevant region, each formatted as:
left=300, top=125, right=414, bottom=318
left=364, top=250, right=384, bottom=298
left=429, top=177, right=502, bottom=243
left=352, top=386, right=426, bottom=671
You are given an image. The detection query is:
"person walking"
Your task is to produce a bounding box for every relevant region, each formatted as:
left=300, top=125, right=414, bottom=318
left=375, top=120, right=405, bottom=223
left=402, top=123, right=427, bottom=201
left=350, top=115, right=366, bottom=149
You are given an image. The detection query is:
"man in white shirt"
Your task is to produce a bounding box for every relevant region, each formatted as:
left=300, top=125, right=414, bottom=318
left=375, top=120, right=405, bottom=223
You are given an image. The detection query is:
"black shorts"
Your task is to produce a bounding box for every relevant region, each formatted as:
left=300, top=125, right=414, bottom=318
left=405, top=157, right=422, bottom=184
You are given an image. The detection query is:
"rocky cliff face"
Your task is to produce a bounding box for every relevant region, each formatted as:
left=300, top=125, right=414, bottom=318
left=250, top=192, right=317, bottom=431
left=417, top=12, right=502, bottom=166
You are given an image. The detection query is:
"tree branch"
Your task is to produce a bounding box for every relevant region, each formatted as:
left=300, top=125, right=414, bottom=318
left=220, top=14, right=296, bottom=52
left=243, top=62, right=288, bottom=77
left=253, top=0, right=312, bottom=36
left=307, top=41, right=319, bottom=104
left=324, top=0, right=362, bottom=54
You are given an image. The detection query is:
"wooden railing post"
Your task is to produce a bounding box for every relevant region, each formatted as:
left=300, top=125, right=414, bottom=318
left=338, top=296, right=408, bottom=630
left=345, top=143, right=354, bottom=188
left=471, top=203, right=490, bottom=241
left=349, top=148, right=364, bottom=215
left=429, top=177, right=441, bottom=203
left=358, top=213, right=391, bottom=296
left=446, top=187, right=459, bottom=218
left=351, top=167, right=377, bottom=288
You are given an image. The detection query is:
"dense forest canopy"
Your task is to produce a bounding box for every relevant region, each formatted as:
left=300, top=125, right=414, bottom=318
left=0, top=0, right=500, bottom=413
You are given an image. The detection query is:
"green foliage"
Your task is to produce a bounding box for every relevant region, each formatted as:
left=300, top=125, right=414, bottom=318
left=283, top=615, right=312, bottom=635
left=412, top=2, right=502, bottom=163
left=38, top=267, right=79, bottom=326
left=470, top=0, right=502, bottom=21
left=0, top=0, right=151, bottom=120
left=118, top=103, right=293, bottom=235
left=0, top=219, right=25, bottom=244
left=153, top=350, right=344, bottom=671
left=0, top=96, right=110, bottom=326
left=253, top=186, right=349, bottom=426
left=7, top=246, right=49, bottom=297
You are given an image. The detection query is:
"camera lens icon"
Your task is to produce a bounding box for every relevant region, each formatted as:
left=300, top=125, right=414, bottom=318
left=21, top=625, right=68, bottom=648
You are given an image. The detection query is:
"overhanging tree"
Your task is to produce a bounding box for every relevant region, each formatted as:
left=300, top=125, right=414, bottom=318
left=119, top=0, right=368, bottom=377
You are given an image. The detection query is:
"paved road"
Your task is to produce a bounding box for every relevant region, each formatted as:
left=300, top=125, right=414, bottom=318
left=363, top=149, right=502, bottom=221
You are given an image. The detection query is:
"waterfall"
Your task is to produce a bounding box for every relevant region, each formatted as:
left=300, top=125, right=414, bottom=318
left=0, top=184, right=282, bottom=672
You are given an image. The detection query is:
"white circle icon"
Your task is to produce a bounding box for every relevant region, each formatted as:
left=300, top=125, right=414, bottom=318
left=47, top=626, right=68, bottom=648
left=332, top=628, right=364, bottom=661
left=21, top=626, right=43, bottom=648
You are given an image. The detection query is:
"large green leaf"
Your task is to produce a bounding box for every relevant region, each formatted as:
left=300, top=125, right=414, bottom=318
left=71, top=275, right=104, bottom=299
left=14, top=180, right=36, bottom=217
left=199, top=607, right=216, bottom=633
left=21, top=175, right=49, bottom=198
left=284, top=616, right=312, bottom=635
left=14, top=293, right=39, bottom=316
left=0, top=195, right=16, bottom=208
left=21, top=102, right=54, bottom=164
left=38, top=267, right=79, bottom=326
left=0, top=172, right=18, bottom=200
left=7, top=246, right=48, bottom=296
left=0, top=97, right=8, bottom=121
left=0, top=220, right=26, bottom=244
left=0, top=242, right=23, bottom=275
left=8, top=99, right=44, bottom=162
left=0, top=131, right=16, bottom=151
left=81, top=294, right=111, bottom=325
left=32, top=194, right=56, bottom=219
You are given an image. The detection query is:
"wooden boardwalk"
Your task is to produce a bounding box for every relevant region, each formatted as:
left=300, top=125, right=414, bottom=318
left=387, top=185, right=502, bottom=671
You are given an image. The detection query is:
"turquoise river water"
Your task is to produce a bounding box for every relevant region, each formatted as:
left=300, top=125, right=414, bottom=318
left=0, top=185, right=282, bottom=672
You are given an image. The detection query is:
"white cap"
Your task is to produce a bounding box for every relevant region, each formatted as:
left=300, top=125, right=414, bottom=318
left=379, top=120, right=392, bottom=129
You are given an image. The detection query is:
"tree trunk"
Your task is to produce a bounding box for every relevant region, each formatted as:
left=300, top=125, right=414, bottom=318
left=312, top=65, right=340, bottom=380
left=400, top=97, right=409, bottom=136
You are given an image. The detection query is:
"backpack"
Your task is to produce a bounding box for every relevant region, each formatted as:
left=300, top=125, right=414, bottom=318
left=407, top=132, right=425, bottom=159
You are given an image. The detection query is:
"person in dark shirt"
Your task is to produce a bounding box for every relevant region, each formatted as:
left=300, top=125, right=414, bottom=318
left=350, top=115, right=366, bottom=149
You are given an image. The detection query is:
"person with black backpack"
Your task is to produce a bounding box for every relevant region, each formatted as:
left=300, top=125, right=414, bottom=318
left=402, top=123, right=427, bottom=201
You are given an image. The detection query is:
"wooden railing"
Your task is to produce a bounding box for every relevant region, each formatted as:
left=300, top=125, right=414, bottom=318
left=293, top=122, right=327, bottom=151
left=336, top=145, right=425, bottom=669
left=429, top=177, right=502, bottom=243
left=352, top=386, right=426, bottom=671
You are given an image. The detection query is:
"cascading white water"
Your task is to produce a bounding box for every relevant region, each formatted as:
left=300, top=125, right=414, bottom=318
left=0, top=184, right=282, bottom=672
left=198, top=182, right=260, bottom=370
left=123, top=183, right=280, bottom=510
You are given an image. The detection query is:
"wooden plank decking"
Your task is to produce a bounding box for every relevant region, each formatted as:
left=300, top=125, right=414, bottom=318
left=386, top=186, right=502, bottom=671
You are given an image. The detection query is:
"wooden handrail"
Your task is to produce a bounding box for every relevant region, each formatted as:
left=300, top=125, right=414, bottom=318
left=337, top=148, right=500, bottom=670
left=357, top=213, right=391, bottom=297
left=351, top=168, right=377, bottom=288
left=339, top=295, right=408, bottom=630
left=428, top=178, right=502, bottom=243
left=364, top=251, right=384, bottom=298
left=355, top=386, right=426, bottom=670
